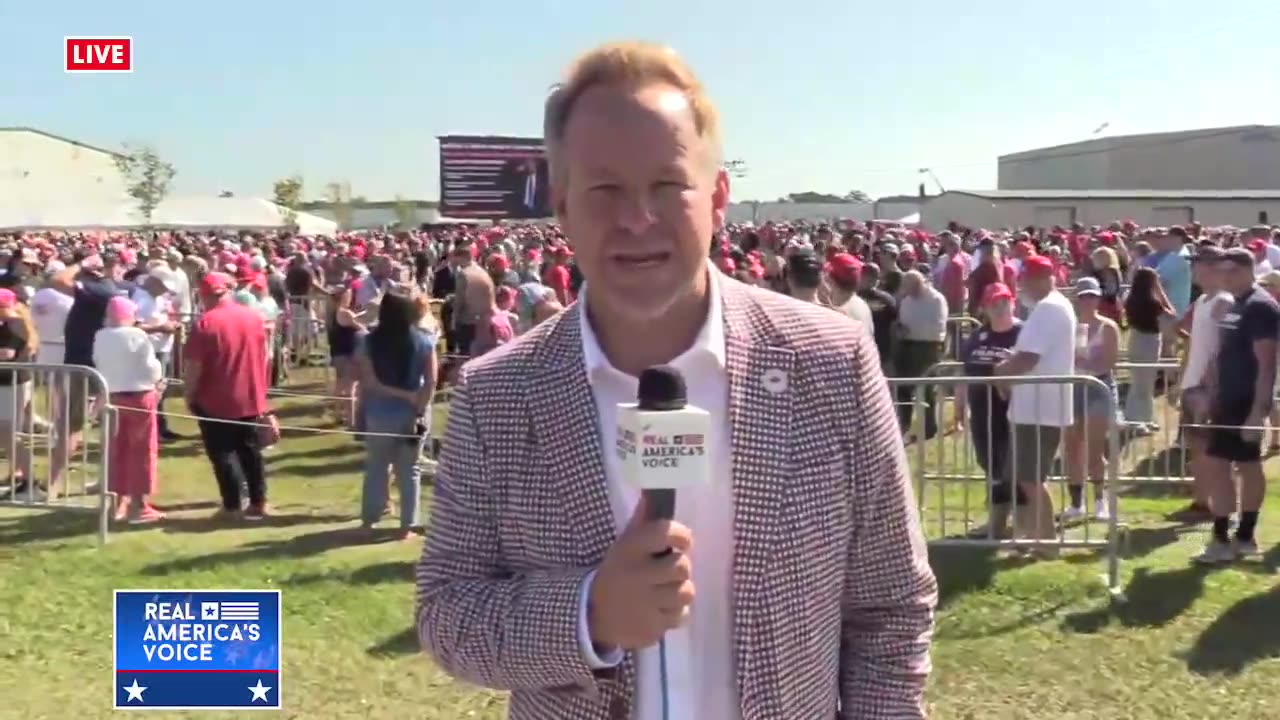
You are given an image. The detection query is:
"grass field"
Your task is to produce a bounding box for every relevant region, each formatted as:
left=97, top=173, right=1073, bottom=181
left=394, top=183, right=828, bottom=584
left=1, top=384, right=1279, bottom=719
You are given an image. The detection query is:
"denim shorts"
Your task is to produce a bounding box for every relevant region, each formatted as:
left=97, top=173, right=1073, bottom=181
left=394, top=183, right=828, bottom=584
left=1072, top=375, right=1117, bottom=418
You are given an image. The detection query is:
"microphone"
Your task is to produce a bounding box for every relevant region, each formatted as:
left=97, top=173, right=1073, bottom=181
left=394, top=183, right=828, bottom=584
left=616, top=365, right=711, bottom=527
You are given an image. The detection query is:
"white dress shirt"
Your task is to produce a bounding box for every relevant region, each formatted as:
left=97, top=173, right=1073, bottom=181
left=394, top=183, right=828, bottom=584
left=576, top=261, right=739, bottom=720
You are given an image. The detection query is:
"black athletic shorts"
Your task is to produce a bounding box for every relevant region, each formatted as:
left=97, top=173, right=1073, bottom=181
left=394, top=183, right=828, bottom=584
left=1206, top=400, right=1261, bottom=463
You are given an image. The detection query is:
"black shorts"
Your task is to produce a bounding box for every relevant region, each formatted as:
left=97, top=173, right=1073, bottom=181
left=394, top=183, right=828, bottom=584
left=1206, top=402, right=1261, bottom=463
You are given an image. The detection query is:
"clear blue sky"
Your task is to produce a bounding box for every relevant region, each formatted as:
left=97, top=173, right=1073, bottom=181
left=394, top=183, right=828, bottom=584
left=3, top=0, right=1275, bottom=203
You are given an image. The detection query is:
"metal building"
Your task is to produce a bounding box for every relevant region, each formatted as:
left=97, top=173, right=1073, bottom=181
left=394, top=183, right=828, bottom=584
left=921, top=189, right=1280, bottom=231
left=0, top=127, right=127, bottom=207
left=998, top=125, right=1280, bottom=191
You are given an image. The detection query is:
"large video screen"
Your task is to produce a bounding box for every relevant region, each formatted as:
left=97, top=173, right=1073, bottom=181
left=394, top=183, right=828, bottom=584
left=438, top=135, right=552, bottom=219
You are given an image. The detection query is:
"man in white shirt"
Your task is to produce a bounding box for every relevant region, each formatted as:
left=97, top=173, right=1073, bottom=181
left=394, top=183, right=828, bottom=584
left=30, top=264, right=74, bottom=365
left=1172, top=246, right=1232, bottom=523
left=133, top=267, right=182, bottom=440
left=824, top=252, right=875, bottom=339
left=996, top=255, right=1076, bottom=543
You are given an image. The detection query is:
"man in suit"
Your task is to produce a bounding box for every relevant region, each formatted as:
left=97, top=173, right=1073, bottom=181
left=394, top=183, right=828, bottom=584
left=416, top=41, right=936, bottom=720
left=500, top=157, right=551, bottom=219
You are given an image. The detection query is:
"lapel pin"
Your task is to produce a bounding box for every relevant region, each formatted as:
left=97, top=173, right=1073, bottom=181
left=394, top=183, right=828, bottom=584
left=761, top=368, right=788, bottom=395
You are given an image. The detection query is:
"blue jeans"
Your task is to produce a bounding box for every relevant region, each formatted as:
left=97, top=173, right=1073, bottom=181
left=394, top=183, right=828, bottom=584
left=361, top=414, right=422, bottom=528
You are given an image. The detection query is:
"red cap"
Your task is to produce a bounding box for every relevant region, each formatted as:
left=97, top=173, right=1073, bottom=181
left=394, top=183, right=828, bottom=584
left=1247, top=238, right=1267, bottom=251
left=717, top=256, right=736, bottom=273
left=981, top=282, right=1014, bottom=306
left=487, top=254, right=510, bottom=273
left=1022, top=255, right=1054, bottom=278
left=824, top=253, right=863, bottom=284
left=552, top=245, right=573, bottom=258
left=200, top=272, right=232, bottom=296
left=0, top=289, right=16, bottom=309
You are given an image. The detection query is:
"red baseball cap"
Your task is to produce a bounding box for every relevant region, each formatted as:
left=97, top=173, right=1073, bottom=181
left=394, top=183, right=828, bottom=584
left=824, top=253, right=863, bottom=284
left=1021, top=255, right=1054, bottom=278
left=981, top=282, right=1014, bottom=306
left=487, top=254, right=510, bottom=273
left=200, top=272, right=232, bottom=296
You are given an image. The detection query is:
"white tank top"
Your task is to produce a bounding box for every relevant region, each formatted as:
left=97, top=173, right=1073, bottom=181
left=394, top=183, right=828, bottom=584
left=1182, top=291, right=1232, bottom=390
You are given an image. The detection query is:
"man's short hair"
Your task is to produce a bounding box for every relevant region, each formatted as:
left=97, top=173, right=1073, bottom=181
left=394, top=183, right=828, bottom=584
left=543, top=42, right=722, bottom=182
left=1192, top=245, right=1224, bottom=264
left=1220, top=247, right=1255, bottom=268
left=786, top=251, right=822, bottom=289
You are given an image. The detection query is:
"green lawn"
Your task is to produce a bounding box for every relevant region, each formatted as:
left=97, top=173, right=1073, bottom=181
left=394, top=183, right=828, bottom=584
left=2, top=386, right=1279, bottom=719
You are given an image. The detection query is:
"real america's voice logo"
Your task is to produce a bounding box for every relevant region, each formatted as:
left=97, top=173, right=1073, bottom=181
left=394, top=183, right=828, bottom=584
left=113, top=590, right=281, bottom=710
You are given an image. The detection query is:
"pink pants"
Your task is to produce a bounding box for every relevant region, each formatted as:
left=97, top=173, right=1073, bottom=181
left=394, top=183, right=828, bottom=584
left=108, top=391, right=158, bottom=498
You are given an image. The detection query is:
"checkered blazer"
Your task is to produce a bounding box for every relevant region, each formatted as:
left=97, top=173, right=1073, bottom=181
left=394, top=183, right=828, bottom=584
left=416, top=276, right=937, bottom=720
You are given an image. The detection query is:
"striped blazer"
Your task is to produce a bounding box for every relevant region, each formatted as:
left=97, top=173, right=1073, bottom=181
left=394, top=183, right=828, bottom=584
left=416, top=276, right=937, bottom=719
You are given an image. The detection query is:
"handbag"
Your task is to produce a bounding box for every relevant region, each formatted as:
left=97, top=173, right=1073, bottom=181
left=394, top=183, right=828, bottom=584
left=256, top=412, right=281, bottom=448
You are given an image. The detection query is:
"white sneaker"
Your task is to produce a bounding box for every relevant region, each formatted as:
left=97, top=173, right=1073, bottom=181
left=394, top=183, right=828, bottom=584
left=1195, top=539, right=1237, bottom=565
left=1093, top=499, right=1112, bottom=521
left=1058, top=505, right=1086, bottom=523
left=1235, top=538, right=1260, bottom=558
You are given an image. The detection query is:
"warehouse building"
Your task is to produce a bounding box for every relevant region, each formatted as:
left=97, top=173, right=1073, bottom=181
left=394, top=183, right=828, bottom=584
left=0, top=126, right=127, bottom=206
left=921, top=189, right=1280, bottom=231
left=998, top=124, right=1280, bottom=191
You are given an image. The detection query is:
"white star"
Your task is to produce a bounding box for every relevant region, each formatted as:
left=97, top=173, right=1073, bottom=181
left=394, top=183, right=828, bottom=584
left=123, top=678, right=147, bottom=702
left=248, top=679, right=272, bottom=703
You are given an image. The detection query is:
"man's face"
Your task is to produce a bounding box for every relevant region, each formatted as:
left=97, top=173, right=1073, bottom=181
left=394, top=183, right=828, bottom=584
left=1218, top=261, right=1253, bottom=293
left=554, top=82, right=729, bottom=322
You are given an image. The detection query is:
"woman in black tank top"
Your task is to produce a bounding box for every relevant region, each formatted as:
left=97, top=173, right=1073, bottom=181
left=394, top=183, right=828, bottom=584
left=326, top=286, right=363, bottom=426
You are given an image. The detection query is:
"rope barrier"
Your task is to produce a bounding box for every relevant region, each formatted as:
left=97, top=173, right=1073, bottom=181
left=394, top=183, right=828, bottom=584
left=108, top=403, right=427, bottom=440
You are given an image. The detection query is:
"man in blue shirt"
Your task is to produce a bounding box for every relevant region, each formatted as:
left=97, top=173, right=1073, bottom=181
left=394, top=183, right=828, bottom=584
left=1150, top=227, right=1193, bottom=319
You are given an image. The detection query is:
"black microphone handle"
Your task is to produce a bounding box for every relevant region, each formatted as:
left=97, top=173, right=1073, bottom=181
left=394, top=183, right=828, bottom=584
left=643, top=488, right=676, bottom=521
left=642, top=488, right=676, bottom=559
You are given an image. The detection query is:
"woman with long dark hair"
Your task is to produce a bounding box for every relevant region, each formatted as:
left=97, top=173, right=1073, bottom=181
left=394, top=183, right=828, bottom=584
left=1123, top=266, right=1176, bottom=430
left=355, top=291, right=437, bottom=539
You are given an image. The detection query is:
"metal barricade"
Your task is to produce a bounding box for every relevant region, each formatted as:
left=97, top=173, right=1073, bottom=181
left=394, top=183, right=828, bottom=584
left=0, top=363, right=113, bottom=544
left=888, top=372, right=1124, bottom=595
left=1110, top=361, right=1191, bottom=486
left=945, top=316, right=981, bottom=361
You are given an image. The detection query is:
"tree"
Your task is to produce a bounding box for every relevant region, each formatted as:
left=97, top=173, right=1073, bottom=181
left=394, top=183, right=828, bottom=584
left=325, top=181, right=354, bottom=230
left=786, top=191, right=844, bottom=203
left=113, top=144, right=176, bottom=225
left=842, top=189, right=872, bottom=204
left=272, top=175, right=304, bottom=227
left=392, top=195, right=416, bottom=228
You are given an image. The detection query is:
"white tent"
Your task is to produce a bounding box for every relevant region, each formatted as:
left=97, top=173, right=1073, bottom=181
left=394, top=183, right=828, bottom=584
left=0, top=196, right=338, bottom=235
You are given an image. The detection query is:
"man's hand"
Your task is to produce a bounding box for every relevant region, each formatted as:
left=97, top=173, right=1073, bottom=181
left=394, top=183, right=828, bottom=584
left=0, top=348, right=15, bottom=361
left=586, top=496, right=695, bottom=651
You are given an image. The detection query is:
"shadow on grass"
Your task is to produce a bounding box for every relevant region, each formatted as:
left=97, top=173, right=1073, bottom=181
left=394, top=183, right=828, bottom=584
left=149, top=511, right=353, bottom=535
left=273, top=403, right=332, bottom=424
left=1060, top=561, right=1247, bottom=634
left=264, top=443, right=362, bottom=464
left=154, top=441, right=209, bottom=459
left=140, top=526, right=402, bottom=575
left=1185, top=544, right=1280, bottom=676
left=287, top=560, right=414, bottom=588
left=152, top=500, right=220, bottom=513
left=929, top=545, right=1034, bottom=609
left=0, top=509, right=100, bottom=545
left=367, top=627, right=419, bottom=658
left=270, top=456, right=364, bottom=478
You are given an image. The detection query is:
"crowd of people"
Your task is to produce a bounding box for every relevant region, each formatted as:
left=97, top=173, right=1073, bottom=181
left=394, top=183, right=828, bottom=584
left=0, top=214, right=1276, bottom=560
